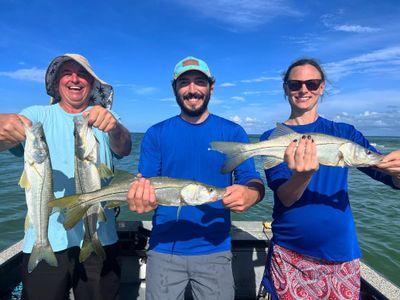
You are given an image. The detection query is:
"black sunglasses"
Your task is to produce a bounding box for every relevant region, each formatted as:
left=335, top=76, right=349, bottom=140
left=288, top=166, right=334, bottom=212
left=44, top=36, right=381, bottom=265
left=285, top=79, right=323, bottom=91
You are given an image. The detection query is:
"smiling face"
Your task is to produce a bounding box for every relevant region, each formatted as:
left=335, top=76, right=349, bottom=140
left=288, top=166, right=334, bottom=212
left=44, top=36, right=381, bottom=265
left=57, top=61, right=94, bottom=113
left=174, top=70, right=214, bottom=123
left=284, top=64, right=325, bottom=115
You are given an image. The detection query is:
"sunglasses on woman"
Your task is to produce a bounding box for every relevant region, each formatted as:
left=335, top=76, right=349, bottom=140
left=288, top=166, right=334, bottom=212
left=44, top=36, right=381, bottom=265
left=285, top=79, right=323, bottom=91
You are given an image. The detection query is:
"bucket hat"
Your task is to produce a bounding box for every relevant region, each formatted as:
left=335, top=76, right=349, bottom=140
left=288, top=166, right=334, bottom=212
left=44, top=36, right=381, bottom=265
left=45, top=54, right=113, bottom=109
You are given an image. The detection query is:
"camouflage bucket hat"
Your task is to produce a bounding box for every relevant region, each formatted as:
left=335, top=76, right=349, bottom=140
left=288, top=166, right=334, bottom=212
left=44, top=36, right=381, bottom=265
left=45, top=54, right=114, bottom=109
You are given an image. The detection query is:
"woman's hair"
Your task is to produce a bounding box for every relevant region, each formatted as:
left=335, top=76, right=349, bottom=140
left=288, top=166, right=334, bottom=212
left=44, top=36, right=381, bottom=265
left=283, top=58, right=326, bottom=82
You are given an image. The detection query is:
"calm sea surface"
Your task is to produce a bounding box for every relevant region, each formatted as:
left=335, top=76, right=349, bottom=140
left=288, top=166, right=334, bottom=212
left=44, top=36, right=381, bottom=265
left=0, top=133, right=399, bottom=286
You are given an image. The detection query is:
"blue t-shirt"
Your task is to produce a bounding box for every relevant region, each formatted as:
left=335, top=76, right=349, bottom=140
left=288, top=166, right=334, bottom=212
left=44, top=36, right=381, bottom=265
left=260, top=116, right=397, bottom=262
left=139, top=114, right=261, bottom=255
left=16, top=103, right=120, bottom=253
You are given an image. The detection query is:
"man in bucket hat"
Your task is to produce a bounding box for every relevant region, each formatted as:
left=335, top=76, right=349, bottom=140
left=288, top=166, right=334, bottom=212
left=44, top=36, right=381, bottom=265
left=127, top=56, right=265, bottom=300
left=0, top=54, right=131, bottom=300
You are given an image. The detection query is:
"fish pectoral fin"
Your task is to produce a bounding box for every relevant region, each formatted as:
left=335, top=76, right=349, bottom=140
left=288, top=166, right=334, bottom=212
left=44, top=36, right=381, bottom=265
left=19, top=170, right=30, bottom=189
left=176, top=205, right=182, bottom=221
left=337, top=144, right=349, bottom=167
left=98, top=164, right=114, bottom=178
left=263, top=157, right=283, bottom=169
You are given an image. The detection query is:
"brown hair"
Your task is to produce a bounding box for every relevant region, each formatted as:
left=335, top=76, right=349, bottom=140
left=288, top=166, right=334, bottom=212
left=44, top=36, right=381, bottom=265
left=283, top=58, right=325, bottom=83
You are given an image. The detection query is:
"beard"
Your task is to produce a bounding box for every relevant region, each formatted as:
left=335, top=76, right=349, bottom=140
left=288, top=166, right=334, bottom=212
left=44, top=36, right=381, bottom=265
left=175, top=91, right=211, bottom=117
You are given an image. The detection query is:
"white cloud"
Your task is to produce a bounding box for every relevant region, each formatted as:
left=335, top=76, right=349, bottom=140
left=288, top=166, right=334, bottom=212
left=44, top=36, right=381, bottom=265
left=241, top=76, right=281, bottom=83
left=216, top=88, right=400, bottom=135
left=231, top=96, right=245, bottom=101
left=0, top=67, right=45, bottom=82
left=333, top=24, right=380, bottom=33
left=243, top=90, right=281, bottom=96
left=114, top=83, right=158, bottom=95
left=321, top=13, right=381, bottom=34
left=160, top=97, right=175, bottom=102
left=136, top=87, right=158, bottom=95
left=282, top=33, right=327, bottom=52
left=220, top=82, right=236, bottom=87
left=245, top=117, right=257, bottom=123
left=174, top=0, right=302, bottom=31
left=230, top=115, right=242, bottom=123
left=324, top=46, right=400, bottom=80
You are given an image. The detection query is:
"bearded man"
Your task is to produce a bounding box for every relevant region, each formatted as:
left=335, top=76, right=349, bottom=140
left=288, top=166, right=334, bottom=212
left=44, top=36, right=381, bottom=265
left=127, top=56, right=265, bottom=300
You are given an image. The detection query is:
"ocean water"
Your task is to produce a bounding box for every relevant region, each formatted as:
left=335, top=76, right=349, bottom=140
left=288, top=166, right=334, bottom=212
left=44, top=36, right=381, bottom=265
left=0, top=133, right=399, bottom=287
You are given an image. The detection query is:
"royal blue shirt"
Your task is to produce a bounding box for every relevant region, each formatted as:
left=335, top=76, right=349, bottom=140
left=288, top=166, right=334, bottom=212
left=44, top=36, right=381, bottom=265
left=139, top=114, right=261, bottom=255
left=260, top=117, right=397, bottom=262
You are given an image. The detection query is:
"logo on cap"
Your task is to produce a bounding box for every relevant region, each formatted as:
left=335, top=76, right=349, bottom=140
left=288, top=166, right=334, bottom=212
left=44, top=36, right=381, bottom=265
left=182, top=59, right=199, bottom=67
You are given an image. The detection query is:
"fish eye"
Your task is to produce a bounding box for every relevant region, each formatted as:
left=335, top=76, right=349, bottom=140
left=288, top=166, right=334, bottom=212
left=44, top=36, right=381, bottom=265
left=366, top=150, right=371, bottom=155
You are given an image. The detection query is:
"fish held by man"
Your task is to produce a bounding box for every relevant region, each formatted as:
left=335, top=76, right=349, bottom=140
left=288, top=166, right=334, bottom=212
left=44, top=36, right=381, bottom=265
left=210, top=123, right=383, bottom=173
left=74, top=115, right=111, bottom=263
left=48, top=171, right=226, bottom=229
left=19, top=122, right=58, bottom=273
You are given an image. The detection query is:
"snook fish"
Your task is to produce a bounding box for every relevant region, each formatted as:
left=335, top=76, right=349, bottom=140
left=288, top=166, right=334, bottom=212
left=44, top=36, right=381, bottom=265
left=210, top=123, right=383, bottom=173
left=19, top=123, right=57, bottom=273
left=48, top=171, right=226, bottom=229
left=74, top=116, right=112, bottom=263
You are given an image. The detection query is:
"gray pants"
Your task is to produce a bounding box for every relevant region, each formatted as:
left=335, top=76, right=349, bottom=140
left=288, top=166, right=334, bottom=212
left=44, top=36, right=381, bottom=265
left=146, top=250, right=235, bottom=300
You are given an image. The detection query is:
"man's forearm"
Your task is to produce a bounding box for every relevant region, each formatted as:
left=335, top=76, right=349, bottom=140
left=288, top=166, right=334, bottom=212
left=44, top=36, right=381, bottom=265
left=109, top=123, right=132, bottom=156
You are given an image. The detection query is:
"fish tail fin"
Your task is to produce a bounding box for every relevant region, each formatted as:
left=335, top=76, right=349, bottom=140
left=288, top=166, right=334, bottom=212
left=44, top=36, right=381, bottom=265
left=98, top=164, right=114, bottom=178
left=48, top=194, right=81, bottom=208
left=79, top=238, right=105, bottom=263
left=28, top=244, right=58, bottom=273
left=209, top=141, right=255, bottom=173
left=63, top=205, right=90, bottom=230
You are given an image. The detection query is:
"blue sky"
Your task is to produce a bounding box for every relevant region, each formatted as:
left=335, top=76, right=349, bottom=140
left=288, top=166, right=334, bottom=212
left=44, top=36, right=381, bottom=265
left=1, top=0, right=400, bottom=135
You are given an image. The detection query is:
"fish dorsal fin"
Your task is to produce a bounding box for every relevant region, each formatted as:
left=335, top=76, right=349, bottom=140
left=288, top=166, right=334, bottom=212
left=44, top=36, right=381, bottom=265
left=109, top=170, right=137, bottom=185
left=269, top=123, right=297, bottom=139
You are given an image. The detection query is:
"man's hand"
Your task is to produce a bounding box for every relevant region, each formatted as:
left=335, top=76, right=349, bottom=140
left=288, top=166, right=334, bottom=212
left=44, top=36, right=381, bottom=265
left=0, top=114, right=32, bottom=151
left=127, top=174, right=158, bottom=213
left=83, top=106, right=117, bottom=132
left=84, top=105, right=132, bottom=156
left=222, top=184, right=260, bottom=213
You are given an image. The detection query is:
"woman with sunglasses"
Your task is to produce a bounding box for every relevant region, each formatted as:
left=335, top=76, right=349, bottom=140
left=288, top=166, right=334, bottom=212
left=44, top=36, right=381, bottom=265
left=259, top=58, right=400, bottom=300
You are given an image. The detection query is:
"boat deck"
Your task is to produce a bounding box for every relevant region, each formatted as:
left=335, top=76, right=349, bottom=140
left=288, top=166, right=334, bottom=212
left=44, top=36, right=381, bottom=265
left=1, top=221, right=399, bottom=300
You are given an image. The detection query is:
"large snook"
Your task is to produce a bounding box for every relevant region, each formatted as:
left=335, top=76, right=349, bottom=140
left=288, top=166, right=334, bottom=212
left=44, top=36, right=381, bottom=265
left=210, top=123, right=383, bottom=173
left=19, top=122, right=57, bottom=273
left=74, top=116, right=112, bottom=263
left=48, top=171, right=226, bottom=229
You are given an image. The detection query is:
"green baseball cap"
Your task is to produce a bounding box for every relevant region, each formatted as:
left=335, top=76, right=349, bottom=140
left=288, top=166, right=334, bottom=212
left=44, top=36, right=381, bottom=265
left=173, top=56, right=213, bottom=81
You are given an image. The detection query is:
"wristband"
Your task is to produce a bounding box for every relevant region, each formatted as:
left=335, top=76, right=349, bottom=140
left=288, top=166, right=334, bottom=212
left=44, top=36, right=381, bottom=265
left=245, top=181, right=265, bottom=203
